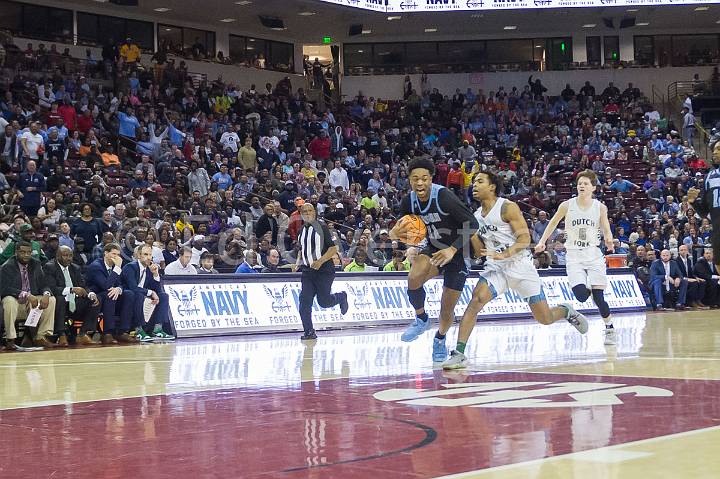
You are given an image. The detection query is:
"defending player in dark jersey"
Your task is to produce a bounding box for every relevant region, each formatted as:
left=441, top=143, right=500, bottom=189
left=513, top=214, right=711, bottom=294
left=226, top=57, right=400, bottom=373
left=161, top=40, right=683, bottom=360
left=389, top=157, right=479, bottom=355
left=688, top=149, right=720, bottom=271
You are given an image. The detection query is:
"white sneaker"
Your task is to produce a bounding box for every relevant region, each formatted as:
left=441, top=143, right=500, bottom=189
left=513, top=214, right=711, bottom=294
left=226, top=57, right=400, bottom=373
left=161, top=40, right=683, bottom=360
left=441, top=350, right=468, bottom=370
left=562, top=303, right=589, bottom=334
left=604, top=327, right=617, bottom=346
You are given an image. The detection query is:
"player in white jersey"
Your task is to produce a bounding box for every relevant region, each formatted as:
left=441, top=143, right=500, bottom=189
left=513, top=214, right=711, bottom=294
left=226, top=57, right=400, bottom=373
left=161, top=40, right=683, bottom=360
left=536, top=170, right=617, bottom=345
left=440, top=171, right=589, bottom=369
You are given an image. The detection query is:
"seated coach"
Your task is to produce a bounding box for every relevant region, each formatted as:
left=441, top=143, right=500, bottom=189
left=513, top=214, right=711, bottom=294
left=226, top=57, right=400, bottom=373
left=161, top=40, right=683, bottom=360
left=85, top=243, right=138, bottom=344
left=43, top=245, right=101, bottom=346
left=121, top=245, right=174, bottom=341
left=0, top=241, right=56, bottom=349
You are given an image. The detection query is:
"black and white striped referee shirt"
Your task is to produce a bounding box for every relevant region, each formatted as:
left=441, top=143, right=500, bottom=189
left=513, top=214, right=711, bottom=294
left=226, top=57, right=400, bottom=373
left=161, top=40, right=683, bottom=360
left=298, top=220, right=334, bottom=272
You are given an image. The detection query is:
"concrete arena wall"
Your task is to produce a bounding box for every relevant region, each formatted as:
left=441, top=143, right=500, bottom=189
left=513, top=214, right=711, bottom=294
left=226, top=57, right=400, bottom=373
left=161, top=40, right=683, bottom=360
left=342, top=67, right=715, bottom=102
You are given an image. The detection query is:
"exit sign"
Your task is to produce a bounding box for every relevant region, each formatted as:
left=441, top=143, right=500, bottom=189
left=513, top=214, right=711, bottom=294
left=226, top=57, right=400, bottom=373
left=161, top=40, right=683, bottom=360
left=323, top=36, right=333, bottom=44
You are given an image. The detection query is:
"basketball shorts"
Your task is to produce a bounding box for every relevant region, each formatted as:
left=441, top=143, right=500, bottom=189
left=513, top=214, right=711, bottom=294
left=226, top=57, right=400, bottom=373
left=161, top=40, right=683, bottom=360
left=566, top=248, right=607, bottom=289
left=420, top=247, right=469, bottom=292
left=480, top=254, right=543, bottom=300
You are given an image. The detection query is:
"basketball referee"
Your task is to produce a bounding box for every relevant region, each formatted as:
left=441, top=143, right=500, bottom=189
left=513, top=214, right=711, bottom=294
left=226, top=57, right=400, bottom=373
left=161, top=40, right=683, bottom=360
left=296, top=202, right=349, bottom=340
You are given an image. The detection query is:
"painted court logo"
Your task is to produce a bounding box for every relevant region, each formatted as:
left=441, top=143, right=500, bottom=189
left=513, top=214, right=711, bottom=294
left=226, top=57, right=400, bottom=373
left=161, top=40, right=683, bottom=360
left=373, top=381, right=673, bottom=408
left=169, top=286, right=200, bottom=317
left=263, top=285, right=292, bottom=313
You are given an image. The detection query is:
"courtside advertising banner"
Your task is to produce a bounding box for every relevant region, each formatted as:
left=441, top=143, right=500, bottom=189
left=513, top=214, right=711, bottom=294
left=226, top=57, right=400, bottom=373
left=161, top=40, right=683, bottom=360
left=163, top=270, right=645, bottom=337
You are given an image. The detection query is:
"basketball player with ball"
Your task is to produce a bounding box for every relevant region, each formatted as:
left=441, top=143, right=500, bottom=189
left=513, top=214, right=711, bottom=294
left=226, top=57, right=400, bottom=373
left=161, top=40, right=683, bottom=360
left=536, top=169, right=617, bottom=346
left=389, top=157, right=478, bottom=362
left=441, top=170, right=590, bottom=369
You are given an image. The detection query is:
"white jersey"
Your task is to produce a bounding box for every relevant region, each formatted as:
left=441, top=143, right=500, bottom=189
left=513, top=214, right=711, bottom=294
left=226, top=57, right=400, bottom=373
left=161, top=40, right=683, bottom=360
left=475, top=198, right=529, bottom=265
left=565, top=197, right=602, bottom=251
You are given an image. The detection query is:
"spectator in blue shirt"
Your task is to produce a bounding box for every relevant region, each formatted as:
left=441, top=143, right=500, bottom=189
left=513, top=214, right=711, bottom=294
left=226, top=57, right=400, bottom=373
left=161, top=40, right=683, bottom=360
left=643, top=173, right=665, bottom=191
left=664, top=151, right=684, bottom=169
left=128, top=170, right=150, bottom=190
left=651, top=135, right=666, bottom=153
left=16, top=159, right=46, bottom=216
left=212, top=164, right=233, bottom=191
left=235, top=250, right=260, bottom=274
left=608, top=137, right=621, bottom=152
left=609, top=174, right=639, bottom=193
left=117, top=108, right=140, bottom=139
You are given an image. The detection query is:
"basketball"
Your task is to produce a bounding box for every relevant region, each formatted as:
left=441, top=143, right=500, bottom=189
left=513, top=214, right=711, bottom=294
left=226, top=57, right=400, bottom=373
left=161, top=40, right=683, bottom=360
left=397, top=215, right=427, bottom=246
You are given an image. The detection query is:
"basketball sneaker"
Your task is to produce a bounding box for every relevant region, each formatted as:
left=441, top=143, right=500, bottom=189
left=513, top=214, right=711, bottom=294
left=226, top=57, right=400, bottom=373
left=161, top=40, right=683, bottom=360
left=152, top=326, right=175, bottom=340
left=562, top=303, right=589, bottom=334
left=135, top=328, right=154, bottom=342
left=400, top=317, right=431, bottom=342
left=441, top=350, right=467, bottom=370
left=338, top=292, right=349, bottom=315
left=432, top=336, right=447, bottom=362
left=604, top=326, right=617, bottom=346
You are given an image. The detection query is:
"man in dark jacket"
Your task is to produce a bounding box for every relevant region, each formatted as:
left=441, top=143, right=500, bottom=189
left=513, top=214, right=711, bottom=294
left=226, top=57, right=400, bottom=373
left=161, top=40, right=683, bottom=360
left=0, top=124, right=18, bottom=172
left=85, top=243, right=138, bottom=344
left=255, top=203, right=278, bottom=245
left=43, top=245, right=101, bottom=346
left=120, top=245, right=174, bottom=341
left=650, top=249, right=688, bottom=311
left=674, top=244, right=708, bottom=309
left=1, top=241, right=56, bottom=349
left=695, top=248, right=719, bottom=307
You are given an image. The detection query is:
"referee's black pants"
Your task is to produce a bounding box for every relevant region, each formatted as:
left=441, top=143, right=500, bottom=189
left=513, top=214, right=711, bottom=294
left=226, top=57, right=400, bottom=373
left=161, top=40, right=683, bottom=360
left=299, top=268, right=341, bottom=333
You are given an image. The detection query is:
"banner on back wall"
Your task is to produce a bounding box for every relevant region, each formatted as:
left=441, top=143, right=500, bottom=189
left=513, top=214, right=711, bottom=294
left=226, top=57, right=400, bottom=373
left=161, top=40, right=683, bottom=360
left=162, top=270, right=645, bottom=338
left=316, top=0, right=720, bottom=13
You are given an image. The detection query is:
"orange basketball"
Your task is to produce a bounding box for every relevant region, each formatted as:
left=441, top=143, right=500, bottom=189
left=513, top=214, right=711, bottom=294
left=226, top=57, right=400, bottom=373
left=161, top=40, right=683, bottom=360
left=397, top=214, right=427, bottom=246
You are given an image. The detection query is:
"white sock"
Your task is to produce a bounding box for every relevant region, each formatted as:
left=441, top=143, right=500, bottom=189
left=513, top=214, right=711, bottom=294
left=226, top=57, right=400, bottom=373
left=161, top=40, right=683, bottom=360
left=603, top=316, right=613, bottom=328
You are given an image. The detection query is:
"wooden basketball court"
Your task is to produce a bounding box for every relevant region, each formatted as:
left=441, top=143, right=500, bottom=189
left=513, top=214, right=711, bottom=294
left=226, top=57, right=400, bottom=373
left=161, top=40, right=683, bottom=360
left=0, top=310, right=718, bottom=478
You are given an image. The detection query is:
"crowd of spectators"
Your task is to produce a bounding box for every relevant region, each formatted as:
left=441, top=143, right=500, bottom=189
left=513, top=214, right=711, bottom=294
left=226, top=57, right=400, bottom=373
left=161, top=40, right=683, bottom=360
left=0, top=39, right=718, bottom=349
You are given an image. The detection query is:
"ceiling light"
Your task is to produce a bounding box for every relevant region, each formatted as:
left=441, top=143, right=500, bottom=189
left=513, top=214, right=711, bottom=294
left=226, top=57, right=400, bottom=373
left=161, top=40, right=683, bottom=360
left=361, top=29, right=372, bottom=34
left=220, top=18, right=237, bottom=22
left=424, top=28, right=437, bottom=32
left=357, top=50, right=364, bottom=53
left=626, top=8, right=638, bottom=12
left=387, top=15, right=401, bottom=21
left=695, top=6, right=709, bottom=10
left=154, top=7, right=171, bottom=12
left=716, top=19, right=720, bottom=23
left=164, top=28, right=172, bottom=31
left=271, top=27, right=286, bottom=31
left=298, top=11, right=316, bottom=16
left=535, top=45, right=543, bottom=48
left=503, top=25, right=517, bottom=30
left=582, top=23, right=596, bottom=27
left=636, top=22, right=649, bottom=26
left=235, top=0, right=252, bottom=4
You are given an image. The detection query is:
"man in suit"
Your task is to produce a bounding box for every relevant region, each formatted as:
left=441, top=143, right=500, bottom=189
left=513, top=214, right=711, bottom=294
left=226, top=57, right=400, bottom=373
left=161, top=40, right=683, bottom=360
left=650, top=249, right=688, bottom=311
left=85, top=242, right=138, bottom=344
left=695, top=248, right=720, bottom=307
left=121, top=245, right=174, bottom=341
left=0, top=241, right=56, bottom=349
left=43, top=245, right=101, bottom=346
left=674, top=244, right=709, bottom=309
